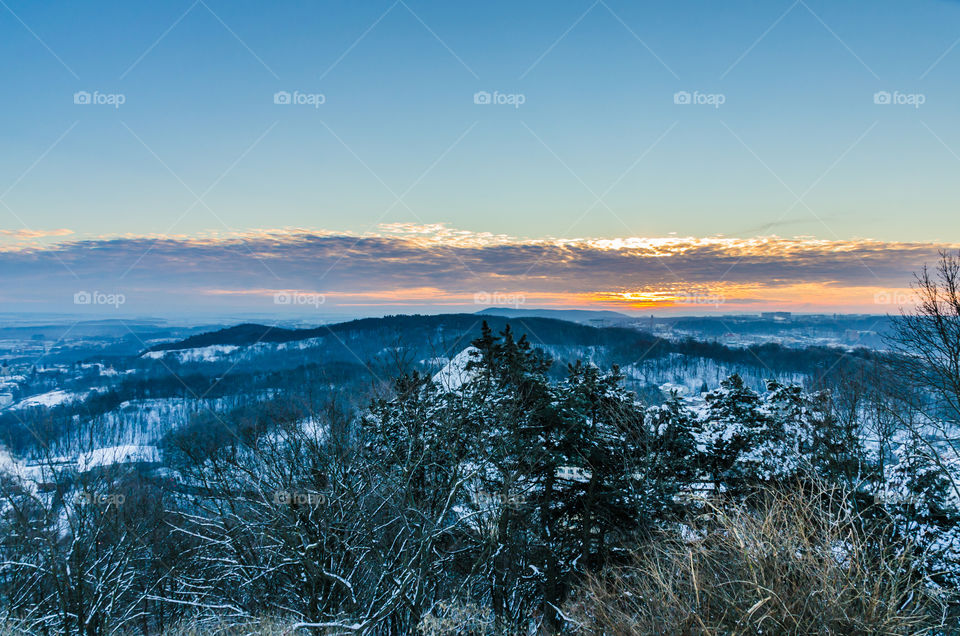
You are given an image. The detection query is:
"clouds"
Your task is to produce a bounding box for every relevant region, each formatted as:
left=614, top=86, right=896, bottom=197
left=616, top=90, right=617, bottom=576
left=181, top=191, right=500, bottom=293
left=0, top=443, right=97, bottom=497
left=0, top=225, right=953, bottom=314
left=0, top=229, right=73, bottom=238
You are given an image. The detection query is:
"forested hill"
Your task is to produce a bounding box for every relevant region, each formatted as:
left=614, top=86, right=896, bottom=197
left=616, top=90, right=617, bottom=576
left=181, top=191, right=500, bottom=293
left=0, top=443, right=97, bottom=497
left=143, top=314, right=651, bottom=353
left=141, top=313, right=882, bottom=382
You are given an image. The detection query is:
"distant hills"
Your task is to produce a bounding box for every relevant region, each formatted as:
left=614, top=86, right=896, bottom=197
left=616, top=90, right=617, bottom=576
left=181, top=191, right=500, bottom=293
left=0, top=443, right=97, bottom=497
left=475, top=307, right=631, bottom=323
left=143, top=313, right=649, bottom=354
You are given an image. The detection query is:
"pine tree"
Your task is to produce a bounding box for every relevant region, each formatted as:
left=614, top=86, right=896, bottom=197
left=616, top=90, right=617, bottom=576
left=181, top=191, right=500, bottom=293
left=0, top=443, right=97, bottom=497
left=463, top=322, right=555, bottom=630
left=885, top=438, right=960, bottom=590
left=641, top=392, right=698, bottom=515
left=696, top=374, right=772, bottom=494
left=553, top=364, right=642, bottom=560
left=748, top=380, right=815, bottom=482
left=462, top=325, right=658, bottom=631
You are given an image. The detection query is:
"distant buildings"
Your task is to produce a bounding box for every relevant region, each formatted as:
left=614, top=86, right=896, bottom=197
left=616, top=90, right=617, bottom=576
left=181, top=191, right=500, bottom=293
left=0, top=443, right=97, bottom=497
left=760, top=312, right=792, bottom=322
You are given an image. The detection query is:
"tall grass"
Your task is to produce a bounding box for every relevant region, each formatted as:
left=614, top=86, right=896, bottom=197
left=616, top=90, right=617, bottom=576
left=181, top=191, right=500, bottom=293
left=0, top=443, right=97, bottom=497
left=567, top=486, right=949, bottom=635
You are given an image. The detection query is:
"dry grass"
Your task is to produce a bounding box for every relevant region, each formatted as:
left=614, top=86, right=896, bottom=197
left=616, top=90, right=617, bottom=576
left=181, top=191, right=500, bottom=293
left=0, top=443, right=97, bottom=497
left=147, top=619, right=295, bottom=635
left=567, top=487, right=948, bottom=635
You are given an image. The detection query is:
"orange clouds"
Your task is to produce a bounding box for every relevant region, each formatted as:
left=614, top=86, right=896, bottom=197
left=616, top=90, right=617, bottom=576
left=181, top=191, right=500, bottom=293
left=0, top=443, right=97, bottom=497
left=0, top=224, right=952, bottom=314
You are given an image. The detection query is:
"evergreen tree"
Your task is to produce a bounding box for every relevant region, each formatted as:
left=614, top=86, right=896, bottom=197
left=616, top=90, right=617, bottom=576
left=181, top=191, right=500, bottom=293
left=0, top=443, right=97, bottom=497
left=885, top=439, right=960, bottom=590
left=463, top=322, right=556, bottom=630
left=748, top=380, right=816, bottom=482
left=551, top=363, right=641, bottom=567
left=696, top=374, right=773, bottom=494
left=641, top=392, right=698, bottom=515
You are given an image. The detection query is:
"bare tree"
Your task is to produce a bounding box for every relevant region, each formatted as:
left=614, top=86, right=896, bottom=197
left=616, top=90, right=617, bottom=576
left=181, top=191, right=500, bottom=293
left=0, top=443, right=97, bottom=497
left=0, top=446, right=171, bottom=635
left=162, top=392, right=486, bottom=634
left=888, top=250, right=960, bottom=501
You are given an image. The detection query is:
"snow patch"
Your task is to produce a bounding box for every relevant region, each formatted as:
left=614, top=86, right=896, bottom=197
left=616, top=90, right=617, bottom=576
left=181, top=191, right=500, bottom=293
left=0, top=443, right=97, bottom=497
left=432, top=347, right=480, bottom=390
left=10, top=389, right=82, bottom=410
left=78, top=445, right=161, bottom=472
left=144, top=345, right=240, bottom=363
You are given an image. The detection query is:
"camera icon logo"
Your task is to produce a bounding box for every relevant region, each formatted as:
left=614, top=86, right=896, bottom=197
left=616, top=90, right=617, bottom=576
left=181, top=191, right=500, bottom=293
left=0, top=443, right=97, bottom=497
left=873, top=91, right=891, bottom=105
left=74, top=291, right=92, bottom=305
left=473, top=91, right=491, bottom=105
left=274, top=91, right=291, bottom=105
left=673, top=91, right=692, bottom=105
left=74, top=91, right=91, bottom=105
left=273, top=292, right=292, bottom=305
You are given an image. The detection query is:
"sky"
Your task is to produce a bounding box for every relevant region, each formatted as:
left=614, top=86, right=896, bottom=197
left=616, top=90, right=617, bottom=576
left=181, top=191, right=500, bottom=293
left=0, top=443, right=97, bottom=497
left=1, top=0, right=959, bottom=317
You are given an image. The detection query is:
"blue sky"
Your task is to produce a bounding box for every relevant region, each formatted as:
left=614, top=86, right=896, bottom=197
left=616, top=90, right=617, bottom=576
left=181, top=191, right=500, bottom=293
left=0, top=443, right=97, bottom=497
left=1, top=0, right=959, bottom=315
